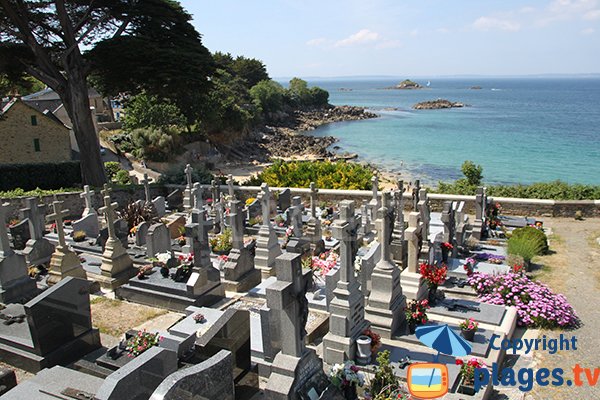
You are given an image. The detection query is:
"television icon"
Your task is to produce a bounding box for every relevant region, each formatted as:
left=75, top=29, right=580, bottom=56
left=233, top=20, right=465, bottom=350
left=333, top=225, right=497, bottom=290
left=406, top=363, right=449, bottom=399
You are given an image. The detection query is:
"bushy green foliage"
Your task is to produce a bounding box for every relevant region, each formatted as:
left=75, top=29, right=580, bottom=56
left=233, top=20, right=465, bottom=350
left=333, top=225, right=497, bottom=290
left=250, top=80, right=286, bottom=114
left=104, top=161, right=122, bottom=181
left=461, top=160, right=483, bottom=186
left=130, top=126, right=179, bottom=162
left=114, top=170, right=131, bottom=185
left=213, top=52, right=269, bottom=89
left=286, top=78, right=329, bottom=108
left=507, top=237, right=543, bottom=263
left=510, top=226, right=548, bottom=255
left=248, top=160, right=374, bottom=190
left=369, top=351, right=400, bottom=399
left=123, top=93, right=186, bottom=131
left=159, top=164, right=214, bottom=185
left=0, top=162, right=81, bottom=191
left=0, top=187, right=80, bottom=199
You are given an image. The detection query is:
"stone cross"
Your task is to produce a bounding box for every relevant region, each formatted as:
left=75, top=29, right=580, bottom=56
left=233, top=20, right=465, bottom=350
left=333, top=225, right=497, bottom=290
left=80, top=185, right=95, bottom=216
left=393, top=180, right=405, bottom=239
left=141, top=173, right=151, bottom=203
left=99, top=195, right=119, bottom=240
left=309, top=182, right=318, bottom=218
left=229, top=200, right=244, bottom=250
left=441, top=201, right=455, bottom=243
left=405, top=212, right=421, bottom=273
left=266, top=253, right=312, bottom=358
left=412, top=179, right=421, bottom=211
left=187, top=207, right=213, bottom=269
left=0, top=203, right=12, bottom=257
left=47, top=200, right=70, bottom=249
left=22, top=198, right=46, bottom=240
left=332, top=200, right=359, bottom=283
left=289, top=196, right=304, bottom=237
left=417, top=188, right=430, bottom=238
left=210, top=179, right=219, bottom=208
left=377, top=192, right=393, bottom=265
left=475, top=187, right=486, bottom=220
left=101, top=184, right=112, bottom=198
left=192, top=182, right=204, bottom=211
left=371, top=176, right=379, bottom=203
left=184, top=164, right=193, bottom=189
left=260, top=183, right=271, bottom=227
left=226, top=174, right=235, bottom=198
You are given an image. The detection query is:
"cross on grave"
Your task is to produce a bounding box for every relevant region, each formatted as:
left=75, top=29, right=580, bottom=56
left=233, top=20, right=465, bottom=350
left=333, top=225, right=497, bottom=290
left=405, top=212, right=422, bottom=273
left=417, top=188, right=430, bottom=236
left=309, top=182, right=318, bottom=218
left=260, top=183, right=271, bottom=227
left=229, top=200, right=244, bottom=250
left=289, top=196, right=304, bottom=237
left=0, top=203, right=13, bottom=257
left=192, top=182, right=204, bottom=211
left=186, top=209, right=213, bottom=269
left=377, top=193, right=393, bottom=265
left=99, top=195, right=119, bottom=240
left=412, top=179, right=421, bottom=211
left=393, top=179, right=405, bottom=239
left=80, top=185, right=95, bottom=216
left=226, top=174, right=235, bottom=198
left=47, top=201, right=70, bottom=249
left=184, top=164, right=193, bottom=189
left=22, top=198, right=46, bottom=239
left=332, top=200, right=360, bottom=282
left=266, top=253, right=312, bottom=357
left=101, top=184, right=112, bottom=198
left=141, top=173, right=151, bottom=203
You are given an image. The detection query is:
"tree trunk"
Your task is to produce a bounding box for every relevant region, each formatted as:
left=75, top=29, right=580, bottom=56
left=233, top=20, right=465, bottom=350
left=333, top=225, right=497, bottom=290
left=61, top=70, right=107, bottom=187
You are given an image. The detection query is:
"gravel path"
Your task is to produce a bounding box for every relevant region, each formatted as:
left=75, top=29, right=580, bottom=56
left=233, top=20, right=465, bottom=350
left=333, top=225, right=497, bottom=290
left=525, top=218, right=600, bottom=399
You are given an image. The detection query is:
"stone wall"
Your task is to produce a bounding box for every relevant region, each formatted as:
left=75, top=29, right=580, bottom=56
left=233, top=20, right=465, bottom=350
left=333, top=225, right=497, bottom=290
left=0, top=100, right=71, bottom=164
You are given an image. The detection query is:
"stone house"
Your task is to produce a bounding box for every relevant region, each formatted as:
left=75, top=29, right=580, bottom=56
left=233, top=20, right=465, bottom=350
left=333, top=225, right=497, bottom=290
left=0, top=98, right=72, bottom=164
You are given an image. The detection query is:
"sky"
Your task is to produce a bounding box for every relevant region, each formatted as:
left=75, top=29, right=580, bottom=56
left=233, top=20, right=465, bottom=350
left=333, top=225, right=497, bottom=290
left=180, top=0, right=600, bottom=78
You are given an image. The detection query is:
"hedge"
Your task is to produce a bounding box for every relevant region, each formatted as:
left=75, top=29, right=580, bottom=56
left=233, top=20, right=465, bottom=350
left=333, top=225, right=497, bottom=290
left=0, top=161, right=82, bottom=191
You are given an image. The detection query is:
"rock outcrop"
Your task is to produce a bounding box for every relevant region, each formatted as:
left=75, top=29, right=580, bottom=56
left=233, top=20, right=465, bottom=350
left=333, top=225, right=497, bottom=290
left=413, top=99, right=464, bottom=110
left=395, top=79, right=423, bottom=89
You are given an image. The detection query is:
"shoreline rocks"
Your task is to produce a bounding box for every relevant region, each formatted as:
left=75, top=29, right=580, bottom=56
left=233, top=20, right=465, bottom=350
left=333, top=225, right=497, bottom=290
left=391, top=79, right=423, bottom=90
left=218, top=105, right=378, bottom=162
left=413, top=99, right=464, bottom=110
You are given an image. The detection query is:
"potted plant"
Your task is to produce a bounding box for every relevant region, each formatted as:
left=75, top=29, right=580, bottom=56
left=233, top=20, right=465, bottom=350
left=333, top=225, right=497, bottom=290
left=463, top=257, right=476, bottom=276
left=125, top=330, right=162, bottom=357
left=441, top=242, right=453, bottom=262
left=362, top=328, right=382, bottom=355
left=177, top=235, right=186, bottom=246
left=136, top=264, right=153, bottom=280
left=72, top=230, right=86, bottom=242
left=329, top=361, right=365, bottom=400
left=324, top=229, right=333, bottom=241
left=193, top=313, right=206, bottom=324
left=456, top=357, right=486, bottom=395
left=355, top=335, right=372, bottom=365
left=459, top=318, right=479, bottom=341
left=419, top=262, right=447, bottom=304
left=404, top=299, right=430, bottom=334
left=210, top=228, right=232, bottom=255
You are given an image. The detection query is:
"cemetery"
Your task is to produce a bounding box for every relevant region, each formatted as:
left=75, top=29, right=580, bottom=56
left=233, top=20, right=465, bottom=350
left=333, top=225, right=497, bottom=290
left=0, top=164, right=579, bottom=399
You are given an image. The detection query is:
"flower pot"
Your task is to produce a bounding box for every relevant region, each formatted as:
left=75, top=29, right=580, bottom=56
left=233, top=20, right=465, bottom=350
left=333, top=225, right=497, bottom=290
left=212, top=248, right=230, bottom=256
left=342, top=383, right=358, bottom=400
left=355, top=335, right=372, bottom=365
left=441, top=247, right=449, bottom=263
left=461, top=329, right=476, bottom=341
left=428, top=285, right=438, bottom=305
left=458, top=378, right=477, bottom=396
left=160, top=266, right=170, bottom=278
left=408, top=320, right=417, bottom=334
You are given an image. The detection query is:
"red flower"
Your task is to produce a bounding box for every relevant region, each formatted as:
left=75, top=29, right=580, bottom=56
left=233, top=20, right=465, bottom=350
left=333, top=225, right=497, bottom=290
left=456, top=359, right=464, bottom=365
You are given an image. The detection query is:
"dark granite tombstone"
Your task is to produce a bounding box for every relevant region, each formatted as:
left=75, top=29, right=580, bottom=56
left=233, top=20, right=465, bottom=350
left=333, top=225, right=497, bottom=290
left=0, top=277, right=101, bottom=372
left=9, top=219, right=30, bottom=251
left=277, top=188, right=291, bottom=212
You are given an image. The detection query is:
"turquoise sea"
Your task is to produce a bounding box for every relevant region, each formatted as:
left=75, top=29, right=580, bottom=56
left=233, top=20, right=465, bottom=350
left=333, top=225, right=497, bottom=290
left=301, top=78, right=600, bottom=186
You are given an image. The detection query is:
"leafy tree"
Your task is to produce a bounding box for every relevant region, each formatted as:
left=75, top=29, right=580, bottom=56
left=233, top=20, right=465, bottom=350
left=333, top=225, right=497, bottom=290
left=249, top=80, right=286, bottom=115
left=308, top=86, right=329, bottom=107
left=123, top=94, right=186, bottom=132
left=130, top=126, right=178, bottom=162
left=212, top=52, right=268, bottom=89
left=461, top=160, right=483, bottom=186
left=0, top=0, right=212, bottom=185
left=287, top=77, right=311, bottom=106
left=0, top=73, right=44, bottom=97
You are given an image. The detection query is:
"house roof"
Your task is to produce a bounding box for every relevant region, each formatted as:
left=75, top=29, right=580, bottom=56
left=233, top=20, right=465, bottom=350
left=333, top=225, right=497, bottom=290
left=22, top=87, right=101, bottom=101
left=0, top=98, right=69, bottom=129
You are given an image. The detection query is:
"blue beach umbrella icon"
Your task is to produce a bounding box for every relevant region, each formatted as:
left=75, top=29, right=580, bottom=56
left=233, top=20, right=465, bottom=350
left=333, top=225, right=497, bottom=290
left=415, top=324, right=473, bottom=387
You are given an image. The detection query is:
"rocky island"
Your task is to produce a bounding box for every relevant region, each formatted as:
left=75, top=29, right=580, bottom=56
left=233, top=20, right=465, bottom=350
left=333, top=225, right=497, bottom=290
left=413, top=99, right=465, bottom=110
left=392, top=79, right=423, bottom=89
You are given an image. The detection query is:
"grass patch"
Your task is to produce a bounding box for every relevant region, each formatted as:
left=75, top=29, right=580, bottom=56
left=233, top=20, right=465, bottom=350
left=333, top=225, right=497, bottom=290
left=91, top=297, right=167, bottom=337
left=0, top=187, right=80, bottom=199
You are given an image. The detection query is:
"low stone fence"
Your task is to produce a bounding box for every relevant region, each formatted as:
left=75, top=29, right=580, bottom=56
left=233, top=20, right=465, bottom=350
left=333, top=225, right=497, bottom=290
left=2, top=184, right=599, bottom=220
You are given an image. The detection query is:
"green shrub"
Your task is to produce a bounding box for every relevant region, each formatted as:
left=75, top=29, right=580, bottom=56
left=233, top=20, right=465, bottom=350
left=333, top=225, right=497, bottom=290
left=130, top=126, right=179, bottom=162
left=158, top=164, right=214, bottom=185
left=104, top=161, right=122, bottom=181
left=0, top=161, right=81, bottom=191
left=369, top=350, right=401, bottom=399
left=248, top=160, right=374, bottom=190
left=510, top=226, right=548, bottom=254
left=0, top=187, right=80, bottom=199
left=114, top=170, right=131, bottom=185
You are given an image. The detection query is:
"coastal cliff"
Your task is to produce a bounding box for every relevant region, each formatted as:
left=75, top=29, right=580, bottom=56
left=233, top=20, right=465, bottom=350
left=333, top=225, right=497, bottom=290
left=413, top=99, right=464, bottom=110
left=217, top=106, right=378, bottom=162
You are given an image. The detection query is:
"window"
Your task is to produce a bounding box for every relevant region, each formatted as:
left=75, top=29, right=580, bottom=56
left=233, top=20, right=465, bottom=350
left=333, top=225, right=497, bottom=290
left=33, top=138, right=40, bottom=152
left=31, top=115, right=37, bottom=126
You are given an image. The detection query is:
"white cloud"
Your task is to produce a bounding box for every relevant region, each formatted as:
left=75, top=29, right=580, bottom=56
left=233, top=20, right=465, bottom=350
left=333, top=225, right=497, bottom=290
left=520, top=6, right=536, bottom=13
left=376, top=40, right=402, bottom=49
left=306, top=38, right=327, bottom=47
left=409, top=29, right=419, bottom=37
left=335, top=29, right=380, bottom=47
left=583, top=9, right=600, bottom=19
left=473, top=16, right=521, bottom=31
left=581, top=27, right=596, bottom=34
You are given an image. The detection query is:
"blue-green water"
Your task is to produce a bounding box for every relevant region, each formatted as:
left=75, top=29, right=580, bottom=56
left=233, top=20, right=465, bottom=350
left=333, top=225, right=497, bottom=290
left=303, top=78, right=600, bottom=185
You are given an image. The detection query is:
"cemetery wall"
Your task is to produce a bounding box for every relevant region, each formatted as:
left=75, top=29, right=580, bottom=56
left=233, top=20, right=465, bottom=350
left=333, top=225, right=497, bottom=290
left=2, top=184, right=599, bottom=221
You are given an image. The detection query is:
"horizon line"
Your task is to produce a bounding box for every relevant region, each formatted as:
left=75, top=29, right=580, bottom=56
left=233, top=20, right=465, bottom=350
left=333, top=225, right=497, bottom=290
left=273, top=73, right=600, bottom=81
